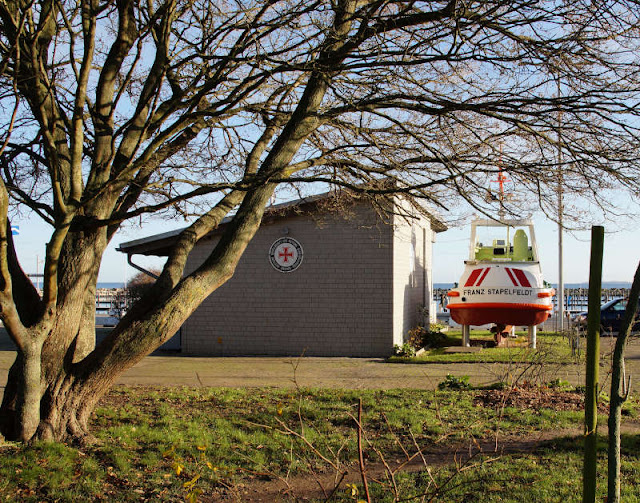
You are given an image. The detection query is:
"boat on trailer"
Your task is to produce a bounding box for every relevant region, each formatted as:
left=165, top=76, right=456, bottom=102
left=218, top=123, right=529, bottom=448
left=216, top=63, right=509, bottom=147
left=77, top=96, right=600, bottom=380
left=446, top=217, right=555, bottom=347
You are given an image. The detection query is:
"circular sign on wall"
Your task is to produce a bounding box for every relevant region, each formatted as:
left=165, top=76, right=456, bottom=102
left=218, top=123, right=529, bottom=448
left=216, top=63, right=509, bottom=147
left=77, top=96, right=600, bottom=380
left=269, top=237, right=303, bottom=273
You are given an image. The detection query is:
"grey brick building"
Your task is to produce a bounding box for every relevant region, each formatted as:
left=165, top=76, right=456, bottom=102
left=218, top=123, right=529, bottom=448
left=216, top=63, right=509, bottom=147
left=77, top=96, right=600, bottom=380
left=118, top=193, right=446, bottom=357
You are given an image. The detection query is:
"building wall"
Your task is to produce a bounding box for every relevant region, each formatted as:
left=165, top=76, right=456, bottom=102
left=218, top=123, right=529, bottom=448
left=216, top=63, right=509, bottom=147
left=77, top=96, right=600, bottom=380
left=392, top=197, right=435, bottom=345
left=181, top=202, right=395, bottom=357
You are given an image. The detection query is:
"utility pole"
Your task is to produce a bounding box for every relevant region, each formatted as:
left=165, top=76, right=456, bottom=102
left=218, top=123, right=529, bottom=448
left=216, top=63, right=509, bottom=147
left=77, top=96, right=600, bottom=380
left=557, top=78, right=565, bottom=331
left=558, top=150, right=565, bottom=330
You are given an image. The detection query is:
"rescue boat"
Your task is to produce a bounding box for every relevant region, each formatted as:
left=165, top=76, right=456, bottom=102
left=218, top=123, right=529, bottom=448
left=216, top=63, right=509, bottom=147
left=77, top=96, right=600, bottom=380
left=446, top=218, right=555, bottom=327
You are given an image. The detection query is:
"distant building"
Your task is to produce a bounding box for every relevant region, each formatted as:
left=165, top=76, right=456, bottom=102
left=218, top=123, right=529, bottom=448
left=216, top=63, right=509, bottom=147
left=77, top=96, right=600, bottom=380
left=118, top=192, right=446, bottom=357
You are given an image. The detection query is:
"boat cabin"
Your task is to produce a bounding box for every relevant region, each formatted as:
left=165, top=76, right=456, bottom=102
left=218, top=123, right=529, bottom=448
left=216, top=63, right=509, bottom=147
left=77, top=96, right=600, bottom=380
left=467, top=218, right=539, bottom=264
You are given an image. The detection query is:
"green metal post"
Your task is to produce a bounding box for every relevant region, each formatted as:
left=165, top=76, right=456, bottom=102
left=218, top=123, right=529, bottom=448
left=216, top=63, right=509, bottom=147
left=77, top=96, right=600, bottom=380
left=583, top=225, right=604, bottom=503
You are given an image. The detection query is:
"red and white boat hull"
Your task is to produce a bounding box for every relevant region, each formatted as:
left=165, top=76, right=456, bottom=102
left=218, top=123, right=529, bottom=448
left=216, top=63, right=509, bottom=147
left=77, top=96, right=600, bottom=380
left=447, top=264, right=554, bottom=327
left=447, top=299, right=552, bottom=326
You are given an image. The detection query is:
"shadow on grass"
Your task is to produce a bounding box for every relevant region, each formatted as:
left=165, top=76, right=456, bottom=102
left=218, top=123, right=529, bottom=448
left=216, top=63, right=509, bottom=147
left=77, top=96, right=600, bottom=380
left=537, top=433, right=640, bottom=458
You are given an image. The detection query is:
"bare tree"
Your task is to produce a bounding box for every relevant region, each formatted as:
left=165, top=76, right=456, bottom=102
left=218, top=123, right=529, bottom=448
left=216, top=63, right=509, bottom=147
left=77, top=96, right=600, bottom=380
left=125, top=270, right=161, bottom=306
left=1, top=0, right=640, bottom=443
left=608, top=262, right=640, bottom=503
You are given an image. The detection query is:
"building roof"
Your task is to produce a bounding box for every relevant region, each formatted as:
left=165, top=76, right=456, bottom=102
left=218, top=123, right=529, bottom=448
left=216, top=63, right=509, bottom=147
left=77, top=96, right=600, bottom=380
left=117, top=190, right=448, bottom=257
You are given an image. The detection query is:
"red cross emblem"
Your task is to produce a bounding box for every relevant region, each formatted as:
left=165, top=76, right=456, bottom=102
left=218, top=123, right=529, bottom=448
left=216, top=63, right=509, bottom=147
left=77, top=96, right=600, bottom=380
left=279, top=246, right=294, bottom=263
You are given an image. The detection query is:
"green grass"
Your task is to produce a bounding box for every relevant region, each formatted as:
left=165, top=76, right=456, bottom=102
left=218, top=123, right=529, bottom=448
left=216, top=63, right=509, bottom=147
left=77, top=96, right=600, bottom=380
left=0, top=386, right=638, bottom=501
left=389, top=332, right=583, bottom=364
left=342, top=436, right=640, bottom=502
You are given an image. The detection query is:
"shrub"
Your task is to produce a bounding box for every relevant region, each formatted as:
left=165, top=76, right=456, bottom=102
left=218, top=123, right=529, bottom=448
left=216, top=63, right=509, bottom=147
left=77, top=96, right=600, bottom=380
left=393, top=343, right=416, bottom=357
left=429, top=322, right=446, bottom=333
left=406, top=325, right=448, bottom=350
left=438, top=374, right=471, bottom=390
left=546, top=379, right=571, bottom=390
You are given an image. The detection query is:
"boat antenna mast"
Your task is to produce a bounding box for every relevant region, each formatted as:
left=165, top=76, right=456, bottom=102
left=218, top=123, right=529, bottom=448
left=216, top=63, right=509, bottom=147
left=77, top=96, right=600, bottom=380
left=488, top=158, right=512, bottom=221
left=487, top=155, right=515, bottom=250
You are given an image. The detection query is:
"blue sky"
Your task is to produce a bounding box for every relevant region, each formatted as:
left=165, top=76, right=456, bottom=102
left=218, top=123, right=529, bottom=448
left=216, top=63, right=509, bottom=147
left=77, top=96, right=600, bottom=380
left=11, top=207, right=640, bottom=286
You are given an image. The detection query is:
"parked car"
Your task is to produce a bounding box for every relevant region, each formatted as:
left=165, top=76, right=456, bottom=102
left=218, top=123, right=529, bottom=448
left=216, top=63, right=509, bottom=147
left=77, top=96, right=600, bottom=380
left=572, top=297, right=640, bottom=334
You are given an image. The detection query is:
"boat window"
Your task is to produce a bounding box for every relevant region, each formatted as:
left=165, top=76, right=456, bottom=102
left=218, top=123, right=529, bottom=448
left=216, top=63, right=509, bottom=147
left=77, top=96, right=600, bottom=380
left=472, top=224, right=537, bottom=262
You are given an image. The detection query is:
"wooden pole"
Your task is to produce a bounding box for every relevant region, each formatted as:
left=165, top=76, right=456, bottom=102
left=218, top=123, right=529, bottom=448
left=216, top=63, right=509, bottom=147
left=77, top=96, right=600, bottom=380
left=583, top=226, right=604, bottom=503
left=357, top=398, right=371, bottom=503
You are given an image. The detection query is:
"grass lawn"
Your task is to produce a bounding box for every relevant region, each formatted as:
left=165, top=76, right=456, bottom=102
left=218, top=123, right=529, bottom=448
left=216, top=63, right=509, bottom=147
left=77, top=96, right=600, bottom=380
left=1, top=386, right=639, bottom=502
left=389, top=331, right=585, bottom=364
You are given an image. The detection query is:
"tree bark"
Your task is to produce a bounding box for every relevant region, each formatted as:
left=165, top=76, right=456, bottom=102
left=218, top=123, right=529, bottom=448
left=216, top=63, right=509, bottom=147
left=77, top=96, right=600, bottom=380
left=17, top=341, right=43, bottom=442
left=607, top=261, right=640, bottom=503
left=0, top=225, right=107, bottom=441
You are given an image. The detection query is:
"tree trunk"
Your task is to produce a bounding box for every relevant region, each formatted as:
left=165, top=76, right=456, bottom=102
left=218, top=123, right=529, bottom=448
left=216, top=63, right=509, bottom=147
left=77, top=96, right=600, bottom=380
left=0, top=227, right=107, bottom=441
left=36, top=371, right=108, bottom=443
left=607, top=261, right=640, bottom=503
left=73, top=275, right=99, bottom=362
left=17, top=342, right=43, bottom=442
left=1, top=340, right=46, bottom=442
